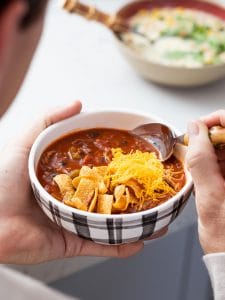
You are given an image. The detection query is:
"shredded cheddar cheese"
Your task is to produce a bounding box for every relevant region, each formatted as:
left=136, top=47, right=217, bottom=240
left=108, top=148, right=175, bottom=202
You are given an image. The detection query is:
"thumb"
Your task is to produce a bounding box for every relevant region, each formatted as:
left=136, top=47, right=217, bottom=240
left=186, top=120, right=223, bottom=198
left=17, top=101, right=82, bottom=150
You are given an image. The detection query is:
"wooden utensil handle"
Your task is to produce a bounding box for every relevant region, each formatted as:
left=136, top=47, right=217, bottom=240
left=183, top=126, right=225, bottom=146
left=61, top=0, right=129, bottom=32
left=208, top=126, right=225, bottom=145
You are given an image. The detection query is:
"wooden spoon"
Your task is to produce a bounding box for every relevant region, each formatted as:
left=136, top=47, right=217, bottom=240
left=61, top=0, right=152, bottom=41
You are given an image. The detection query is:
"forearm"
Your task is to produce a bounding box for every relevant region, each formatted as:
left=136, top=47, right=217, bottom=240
left=203, top=253, right=225, bottom=300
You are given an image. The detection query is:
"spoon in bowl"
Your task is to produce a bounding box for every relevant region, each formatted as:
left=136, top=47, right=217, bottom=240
left=61, top=0, right=152, bottom=43
left=132, top=123, right=225, bottom=161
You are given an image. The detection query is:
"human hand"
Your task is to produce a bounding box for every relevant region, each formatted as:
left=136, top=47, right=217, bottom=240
left=186, top=110, right=225, bottom=254
left=0, top=101, right=167, bottom=264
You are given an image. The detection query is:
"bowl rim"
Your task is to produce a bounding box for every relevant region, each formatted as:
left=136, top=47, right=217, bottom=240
left=115, top=0, right=225, bottom=70
left=29, top=109, right=193, bottom=221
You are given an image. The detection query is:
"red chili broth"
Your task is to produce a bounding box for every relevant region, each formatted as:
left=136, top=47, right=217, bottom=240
left=37, top=128, right=185, bottom=211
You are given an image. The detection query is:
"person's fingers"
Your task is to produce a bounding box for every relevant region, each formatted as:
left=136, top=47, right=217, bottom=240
left=17, top=101, right=82, bottom=150
left=218, top=161, right=225, bottom=178
left=43, top=101, right=82, bottom=128
left=73, top=228, right=168, bottom=258
left=200, top=109, right=225, bottom=128
left=215, top=147, right=225, bottom=161
left=200, top=111, right=225, bottom=163
left=63, top=228, right=168, bottom=260
left=61, top=229, right=144, bottom=258
left=186, top=120, right=224, bottom=205
left=75, top=239, right=144, bottom=258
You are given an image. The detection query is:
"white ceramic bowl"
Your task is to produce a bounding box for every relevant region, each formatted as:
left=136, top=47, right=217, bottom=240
left=115, top=0, right=225, bottom=87
left=29, top=110, right=193, bottom=245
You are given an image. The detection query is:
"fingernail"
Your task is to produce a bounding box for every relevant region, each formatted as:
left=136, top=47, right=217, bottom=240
left=187, top=121, right=199, bottom=136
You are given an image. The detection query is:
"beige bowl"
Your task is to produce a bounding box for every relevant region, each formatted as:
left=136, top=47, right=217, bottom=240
left=115, top=0, right=225, bottom=87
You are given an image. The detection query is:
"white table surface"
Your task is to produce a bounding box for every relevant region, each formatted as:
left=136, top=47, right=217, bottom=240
left=1, top=0, right=225, bottom=282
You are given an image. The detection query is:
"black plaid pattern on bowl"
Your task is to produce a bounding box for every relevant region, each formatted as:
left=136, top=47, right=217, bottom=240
left=31, top=182, right=193, bottom=245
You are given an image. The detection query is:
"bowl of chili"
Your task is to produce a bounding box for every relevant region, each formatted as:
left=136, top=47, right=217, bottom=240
left=29, top=110, right=193, bottom=245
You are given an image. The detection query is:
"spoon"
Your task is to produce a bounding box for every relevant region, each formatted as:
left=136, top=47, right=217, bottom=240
left=61, top=0, right=152, bottom=43
left=132, top=123, right=225, bottom=161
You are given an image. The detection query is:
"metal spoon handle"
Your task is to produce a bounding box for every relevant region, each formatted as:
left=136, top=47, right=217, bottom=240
left=61, top=0, right=129, bottom=32
left=177, top=126, right=225, bottom=146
